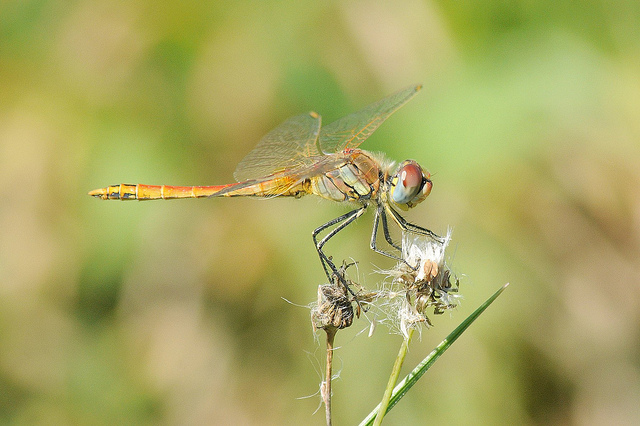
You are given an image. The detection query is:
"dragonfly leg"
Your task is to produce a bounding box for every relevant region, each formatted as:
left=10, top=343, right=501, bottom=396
left=370, top=205, right=446, bottom=271
left=370, top=206, right=417, bottom=269
left=386, top=205, right=445, bottom=243
left=370, top=206, right=402, bottom=261
left=380, top=206, right=402, bottom=251
left=313, top=207, right=367, bottom=290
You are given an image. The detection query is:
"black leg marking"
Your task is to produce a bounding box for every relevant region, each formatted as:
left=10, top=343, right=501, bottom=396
left=386, top=205, right=444, bottom=243
left=370, top=206, right=404, bottom=263
left=380, top=207, right=402, bottom=251
left=369, top=205, right=445, bottom=270
left=312, top=207, right=366, bottom=288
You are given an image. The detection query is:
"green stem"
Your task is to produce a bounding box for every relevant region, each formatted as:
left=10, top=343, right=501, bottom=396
left=373, top=328, right=415, bottom=426
left=360, top=283, right=509, bottom=425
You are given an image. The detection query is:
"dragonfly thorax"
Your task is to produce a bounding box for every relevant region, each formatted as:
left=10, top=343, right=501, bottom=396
left=309, top=149, right=381, bottom=203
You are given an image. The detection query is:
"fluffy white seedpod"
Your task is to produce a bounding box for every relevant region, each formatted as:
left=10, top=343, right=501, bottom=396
left=382, top=229, right=460, bottom=338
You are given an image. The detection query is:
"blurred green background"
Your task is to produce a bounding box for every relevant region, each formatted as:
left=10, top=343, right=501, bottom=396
left=2, top=0, right=640, bottom=424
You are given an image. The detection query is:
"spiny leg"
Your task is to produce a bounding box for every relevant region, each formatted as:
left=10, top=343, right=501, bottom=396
left=370, top=206, right=404, bottom=262
left=386, top=205, right=444, bottom=243
left=380, top=206, right=402, bottom=251
left=313, top=207, right=366, bottom=291
left=371, top=204, right=446, bottom=271
left=370, top=206, right=420, bottom=270
left=313, top=207, right=366, bottom=279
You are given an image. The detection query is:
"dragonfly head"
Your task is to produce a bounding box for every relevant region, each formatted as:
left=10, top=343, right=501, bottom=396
left=389, top=160, right=432, bottom=211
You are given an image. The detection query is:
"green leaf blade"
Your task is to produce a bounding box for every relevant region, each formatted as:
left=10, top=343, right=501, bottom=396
left=360, top=283, right=509, bottom=426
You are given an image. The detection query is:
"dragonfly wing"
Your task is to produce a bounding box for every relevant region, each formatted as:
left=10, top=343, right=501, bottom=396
left=318, top=85, right=422, bottom=154
left=234, top=112, right=322, bottom=182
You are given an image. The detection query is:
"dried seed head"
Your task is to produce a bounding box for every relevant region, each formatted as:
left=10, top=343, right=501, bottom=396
left=378, top=229, right=460, bottom=338
left=312, top=283, right=354, bottom=331
left=310, top=261, right=371, bottom=332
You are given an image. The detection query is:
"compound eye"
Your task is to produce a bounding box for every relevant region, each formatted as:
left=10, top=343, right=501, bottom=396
left=391, top=163, right=423, bottom=205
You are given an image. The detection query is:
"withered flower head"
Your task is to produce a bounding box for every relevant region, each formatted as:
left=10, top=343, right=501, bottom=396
left=311, top=262, right=361, bottom=332
left=312, top=281, right=355, bottom=331
left=382, top=229, right=460, bottom=337
left=310, top=261, right=379, bottom=332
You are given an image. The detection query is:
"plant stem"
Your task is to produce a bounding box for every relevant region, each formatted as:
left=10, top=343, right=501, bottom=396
left=323, top=327, right=337, bottom=426
left=361, top=283, right=509, bottom=425
left=373, top=328, right=415, bottom=425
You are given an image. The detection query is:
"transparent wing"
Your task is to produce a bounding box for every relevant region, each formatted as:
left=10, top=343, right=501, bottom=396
left=234, top=112, right=322, bottom=182
left=318, top=85, right=422, bottom=154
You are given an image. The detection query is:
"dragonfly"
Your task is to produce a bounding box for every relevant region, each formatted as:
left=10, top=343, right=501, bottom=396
left=89, top=85, right=441, bottom=289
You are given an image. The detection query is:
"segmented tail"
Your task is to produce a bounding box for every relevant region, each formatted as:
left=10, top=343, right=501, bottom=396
left=88, top=184, right=235, bottom=200
left=88, top=177, right=308, bottom=200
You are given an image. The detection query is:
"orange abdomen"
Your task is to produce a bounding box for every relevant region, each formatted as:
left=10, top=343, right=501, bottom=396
left=88, top=177, right=309, bottom=200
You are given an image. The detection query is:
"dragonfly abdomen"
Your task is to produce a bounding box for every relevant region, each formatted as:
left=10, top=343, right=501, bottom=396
left=89, top=178, right=309, bottom=200
left=88, top=184, right=235, bottom=200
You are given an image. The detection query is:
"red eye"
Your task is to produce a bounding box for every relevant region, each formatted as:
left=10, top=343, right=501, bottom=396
left=392, top=162, right=423, bottom=205
left=400, top=164, right=422, bottom=190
